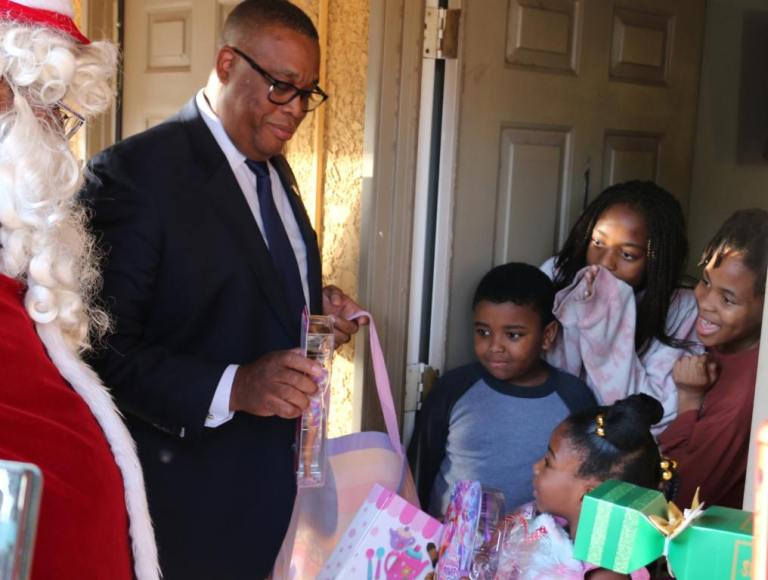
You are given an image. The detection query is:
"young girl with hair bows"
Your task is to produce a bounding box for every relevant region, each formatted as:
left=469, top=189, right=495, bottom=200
left=495, top=394, right=671, bottom=579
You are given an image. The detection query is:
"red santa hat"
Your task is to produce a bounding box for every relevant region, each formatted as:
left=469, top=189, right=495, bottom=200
left=0, top=0, right=90, bottom=44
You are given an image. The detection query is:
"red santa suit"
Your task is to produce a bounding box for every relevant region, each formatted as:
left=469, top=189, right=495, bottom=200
left=0, top=274, right=158, bottom=579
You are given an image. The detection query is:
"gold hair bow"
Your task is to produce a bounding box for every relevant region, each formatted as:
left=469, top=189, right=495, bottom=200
left=660, top=457, right=678, bottom=482
left=595, top=413, right=605, bottom=437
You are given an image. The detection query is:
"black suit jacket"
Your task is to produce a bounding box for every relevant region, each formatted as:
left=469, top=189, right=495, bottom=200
left=84, top=99, right=323, bottom=580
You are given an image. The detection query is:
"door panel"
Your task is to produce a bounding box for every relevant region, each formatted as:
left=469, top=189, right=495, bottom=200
left=602, top=132, right=660, bottom=186
left=442, top=0, right=705, bottom=368
left=506, top=0, right=580, bottom=74
left=610, top=6, right=673, bottom=85
left=122, top=0, right=238, bottom=137
left=494, top=126, right=570, bottom=266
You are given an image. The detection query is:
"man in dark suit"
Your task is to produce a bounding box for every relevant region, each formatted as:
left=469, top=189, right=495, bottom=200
left=83, top=1, right=364, bottom=578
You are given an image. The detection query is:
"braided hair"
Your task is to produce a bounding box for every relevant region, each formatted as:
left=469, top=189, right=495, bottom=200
left=553, top=181, right=689, bottom=354
left=700, top=208, right=768, bottom=297
left=563, top=394, right=663, bottom=490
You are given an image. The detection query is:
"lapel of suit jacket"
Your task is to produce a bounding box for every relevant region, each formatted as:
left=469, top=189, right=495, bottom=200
left=177, top=99, right=298, bottom=341
left=270, top=155, right=323, bottom=315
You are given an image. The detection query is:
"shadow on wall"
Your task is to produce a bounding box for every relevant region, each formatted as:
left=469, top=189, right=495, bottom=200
left=737, top=11, right=768, bottom=164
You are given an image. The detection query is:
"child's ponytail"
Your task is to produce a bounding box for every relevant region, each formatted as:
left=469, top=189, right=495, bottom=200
left=602, top=394, right=663, bottom=450
left=565, top=394, right=663, bottom=489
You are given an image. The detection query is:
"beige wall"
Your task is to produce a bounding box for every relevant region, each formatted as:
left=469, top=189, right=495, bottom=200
left=687, top=0, right=768, bottom=269
left=285, top=1, right=370, bottom=437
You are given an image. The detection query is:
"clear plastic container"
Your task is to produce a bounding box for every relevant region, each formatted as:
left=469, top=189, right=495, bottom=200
left=296, top=315, right=334, bottom=487
left=470, top=487, right=505, bottom=579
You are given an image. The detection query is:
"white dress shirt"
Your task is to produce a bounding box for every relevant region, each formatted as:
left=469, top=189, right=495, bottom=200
left=196, top=89, right=310, bottom=427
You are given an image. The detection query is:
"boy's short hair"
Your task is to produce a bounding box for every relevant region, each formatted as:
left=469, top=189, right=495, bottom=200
left=701, top=208, right=768, bottom=296
left=472, top=262, right=555, bottom=326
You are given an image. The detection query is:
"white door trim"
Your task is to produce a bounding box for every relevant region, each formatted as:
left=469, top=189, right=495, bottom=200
left=356, top=0, right=425, bottom=433
left=428, top=0, right=463, bottom=374
left=744, top=272, right=768, bottom=509
left=405, top=0, right=463, bottom=378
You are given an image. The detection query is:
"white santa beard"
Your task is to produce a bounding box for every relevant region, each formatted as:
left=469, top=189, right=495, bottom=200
left=0, top=103, right=87, bottom=337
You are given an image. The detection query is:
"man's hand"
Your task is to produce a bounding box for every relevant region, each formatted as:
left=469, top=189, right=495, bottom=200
left=322, top=285, right=369, bottom=347
left=230, top=350, right=324, bottom=419
left=673, top=354, right=719, bottom=414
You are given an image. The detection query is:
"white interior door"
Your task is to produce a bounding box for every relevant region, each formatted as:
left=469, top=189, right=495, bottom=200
left=439, top=0, right=706, bottom=369
left=122, top=0, right=238, bottom=137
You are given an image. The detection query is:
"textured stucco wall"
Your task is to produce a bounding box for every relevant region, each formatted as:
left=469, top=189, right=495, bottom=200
left=285, top=0, right=369, bottom=437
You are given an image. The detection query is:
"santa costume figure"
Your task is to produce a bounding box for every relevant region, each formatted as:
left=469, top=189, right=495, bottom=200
left=0, top=1, right=159, bottom=578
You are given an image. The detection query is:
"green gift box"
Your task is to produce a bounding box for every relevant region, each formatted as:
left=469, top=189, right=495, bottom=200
left=574, top=480, right=754, bottom=579
left=667, top=505, right=752, bottom=580
left=573, top=480, right=668, bottom=573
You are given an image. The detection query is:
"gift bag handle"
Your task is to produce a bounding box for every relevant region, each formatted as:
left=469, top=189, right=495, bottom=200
left=348, top=311, right=403, bottom=455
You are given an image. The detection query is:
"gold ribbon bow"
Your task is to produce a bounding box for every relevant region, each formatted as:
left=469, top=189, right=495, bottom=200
left=646, top=489, right=706, bottom=578
left=647, top=488, right=704, bottom=541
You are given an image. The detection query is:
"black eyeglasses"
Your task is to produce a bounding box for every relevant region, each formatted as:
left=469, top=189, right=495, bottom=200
left=229, top=46, right=328, bottom=112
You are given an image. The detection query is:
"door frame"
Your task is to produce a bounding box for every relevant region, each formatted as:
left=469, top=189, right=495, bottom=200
left=419, top=0, right=463, bottom=377
left=356, top=0, right=426, bottom=432
left=357, top=0, right=466, bottom=435
left=83, top=0, right=122, bottom=158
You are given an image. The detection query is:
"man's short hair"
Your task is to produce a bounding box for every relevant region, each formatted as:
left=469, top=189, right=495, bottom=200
left=472, top=262, right=556, bottom=326
left=223, top=0, right=318, bottom=44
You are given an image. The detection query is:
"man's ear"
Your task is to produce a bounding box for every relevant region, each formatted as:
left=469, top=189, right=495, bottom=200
left=215, top=46, right=235, bottom=83
left=541, top=319, right=559, bottom=351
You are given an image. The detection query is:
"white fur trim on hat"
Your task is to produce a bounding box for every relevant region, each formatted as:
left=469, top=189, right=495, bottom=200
left=0, top=0, right=89, bottom=43
left=10, top=0, right=73, bottom=18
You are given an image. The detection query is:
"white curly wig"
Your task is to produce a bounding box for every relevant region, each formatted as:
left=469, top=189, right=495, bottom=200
left=0, top=22, right=116, bottom=353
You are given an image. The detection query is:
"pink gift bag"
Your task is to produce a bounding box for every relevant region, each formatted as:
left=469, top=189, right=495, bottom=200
left=272, top=313, right=419, bottom=579
left=319, top=484, right=443, bottom=580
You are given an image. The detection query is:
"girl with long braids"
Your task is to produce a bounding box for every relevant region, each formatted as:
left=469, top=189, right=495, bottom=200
left=541, top=181, right=700, bottom=433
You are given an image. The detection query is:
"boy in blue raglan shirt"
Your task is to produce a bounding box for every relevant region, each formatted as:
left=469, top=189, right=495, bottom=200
left=410, top=262, right=596, bottom=516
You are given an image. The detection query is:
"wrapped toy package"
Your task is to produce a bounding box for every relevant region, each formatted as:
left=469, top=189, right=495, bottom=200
left=433, top=480, right=506, bottom=580
left=319, top=483, right=442, bottom=579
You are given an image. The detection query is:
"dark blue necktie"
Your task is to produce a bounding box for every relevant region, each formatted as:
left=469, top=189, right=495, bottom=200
left=246, top=159, right=306, bottom=319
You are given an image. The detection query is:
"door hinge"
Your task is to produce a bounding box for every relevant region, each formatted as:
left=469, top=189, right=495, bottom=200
left=404, top=363, right=440, bottom=412
left=423, top=7, right=461, bottom=60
